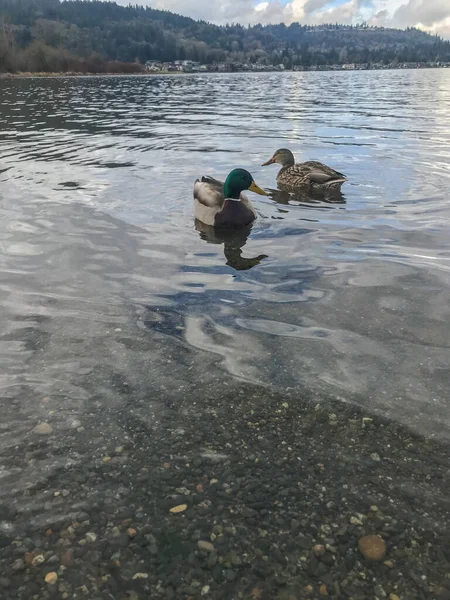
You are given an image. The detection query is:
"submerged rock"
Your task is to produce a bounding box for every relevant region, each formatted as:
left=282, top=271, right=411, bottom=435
left=358, top=535, right=386, bottom=561
left=44, top=572, right=58, bottom=585
left=33, top=423, right=53, bottom=435
left=198, top=540, right=216, bottom=553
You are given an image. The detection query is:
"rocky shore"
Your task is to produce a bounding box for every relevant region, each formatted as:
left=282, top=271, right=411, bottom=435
left=0, top=383, right=449, bottom=600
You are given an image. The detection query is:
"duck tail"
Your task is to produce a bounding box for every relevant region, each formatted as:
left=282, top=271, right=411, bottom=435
left=325, top=178, right=347, bottom=189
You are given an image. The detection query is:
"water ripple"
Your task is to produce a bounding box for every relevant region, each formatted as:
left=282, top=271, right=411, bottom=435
left=0, top=70, right=450, bottom=451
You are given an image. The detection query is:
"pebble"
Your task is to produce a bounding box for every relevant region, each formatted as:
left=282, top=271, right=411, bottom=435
left=85, top=532, right=97, bottom=543
left=207, top=552, right=217, bottom=568
left=44, top=572, right=58, bottom=585
left=132, top=572, right=149, bottom=580
left=389, top=595, right=400, bottom=600
left=313, top=544, right=326, bottom=557
left=319, top=584, right=328, bottom=596
left=170, top=504, right=187, bottom=514
left=198, top=540, right=216, bottom=553
left=33, top=422, right=53, bottom=435
left=127, top=528, right=137, bottom=538
left=371, top=452, right=381, bottom=462
left=201, top=585, right=210, bottom=595
left=358, top=535, right=387, bottom=561
left=12, top=559, right=25, bottom=571
left=374, top=584, right=387, bottom=598
left=31, top=554, right=45, bottom=566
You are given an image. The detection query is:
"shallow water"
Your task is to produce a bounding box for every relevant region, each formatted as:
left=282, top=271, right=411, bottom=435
left=1, top=72, right=450, bottom=582
left=2, top=70, right=450, bottom=438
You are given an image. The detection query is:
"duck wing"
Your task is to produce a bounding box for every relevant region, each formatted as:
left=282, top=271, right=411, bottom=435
left=200, top=175, right=224, bottom=187
left=301, top=161, right=346, bottom=181
left=194, top=176, right=225, bottom=208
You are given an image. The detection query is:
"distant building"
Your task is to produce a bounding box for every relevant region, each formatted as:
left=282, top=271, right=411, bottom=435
left=144, top=60, right=162, bottom=72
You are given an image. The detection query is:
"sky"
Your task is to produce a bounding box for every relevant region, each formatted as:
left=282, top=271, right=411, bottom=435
left=118, top=0, right=450, bottom=39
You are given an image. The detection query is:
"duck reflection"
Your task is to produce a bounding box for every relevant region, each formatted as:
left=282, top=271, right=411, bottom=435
left=267, top=185, right=346, bottom=206
left=195, top=220, right=268, bottom=271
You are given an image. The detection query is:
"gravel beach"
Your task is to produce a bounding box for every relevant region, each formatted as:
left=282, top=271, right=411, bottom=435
left=1, top=383, right=449, bottom=600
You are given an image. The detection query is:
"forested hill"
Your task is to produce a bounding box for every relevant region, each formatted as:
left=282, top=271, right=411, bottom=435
left=1, top=0, right=450, bottom=73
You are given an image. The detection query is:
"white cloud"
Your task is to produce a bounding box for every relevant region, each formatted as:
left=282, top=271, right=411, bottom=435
left=391, top=0, right=450, bottom=38
left=118, top=0, right=450, bottom=38
left=290, top=0, right=363, bottom=25
left=417, top=17, right=450, bottom=40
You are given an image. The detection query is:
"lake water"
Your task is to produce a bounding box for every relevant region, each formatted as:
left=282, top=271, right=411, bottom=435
left=1, top=70, right=450, bottom=598
left=2, top=70, right=450, bottom=435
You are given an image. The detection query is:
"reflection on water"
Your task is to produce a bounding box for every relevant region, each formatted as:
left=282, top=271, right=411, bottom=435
left=195, top=220, right=268, bottom=270
left=267, top=186, right=347, bottom=207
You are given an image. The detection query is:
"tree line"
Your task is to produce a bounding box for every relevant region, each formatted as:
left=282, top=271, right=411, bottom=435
left=1, top=0, right=450, bottom=73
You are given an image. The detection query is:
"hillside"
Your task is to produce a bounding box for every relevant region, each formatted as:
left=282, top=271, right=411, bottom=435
left=1, top=0, right=450, bottom=73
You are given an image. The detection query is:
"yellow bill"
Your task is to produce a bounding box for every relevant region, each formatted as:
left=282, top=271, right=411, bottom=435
left=248, top=181, right=267, bottom=196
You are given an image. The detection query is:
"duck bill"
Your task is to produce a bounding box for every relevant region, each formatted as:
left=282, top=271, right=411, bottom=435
left=261, top=157, right=275, bottom=166
left=249, top=181, right=267, bottom=196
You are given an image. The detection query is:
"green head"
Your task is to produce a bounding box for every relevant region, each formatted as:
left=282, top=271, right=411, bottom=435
left=223, top=168, right=267, bottom=200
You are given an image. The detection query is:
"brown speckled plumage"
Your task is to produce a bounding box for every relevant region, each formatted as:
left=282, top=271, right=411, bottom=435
left=262, top=149, right=347, bottom=190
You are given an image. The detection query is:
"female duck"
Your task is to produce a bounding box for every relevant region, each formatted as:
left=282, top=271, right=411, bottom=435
left=194, top=168, right=266, bottom=227
left=262, top=148, right=347, bottom=190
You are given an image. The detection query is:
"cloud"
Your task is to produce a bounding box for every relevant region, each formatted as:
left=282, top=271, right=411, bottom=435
left=151, top=0, right=253, bottom=22
left=391, top=0, right=450, bottom=38
left=286, top=0, right=362, bottom=24
left=366, top=10, right=387, bottom=25
left=393, top=0, right=450, bottom=27
left=303, top=0, right=331, bottom=14
left=119, top=0, right=450, bottom=38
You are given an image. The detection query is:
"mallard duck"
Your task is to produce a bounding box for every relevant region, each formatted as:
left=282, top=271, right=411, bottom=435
left=194, top=168, right=267, bottom=227
left=262, top=149, right=347, bottom=190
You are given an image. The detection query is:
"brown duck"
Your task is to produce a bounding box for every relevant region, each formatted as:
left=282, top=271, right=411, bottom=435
left=262, top=148, right=347, bottom=190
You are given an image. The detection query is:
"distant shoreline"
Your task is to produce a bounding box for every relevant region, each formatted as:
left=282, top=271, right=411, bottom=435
left=0, top=71, right=180, bottom=78
left=1, top=64, right=449, bottom=79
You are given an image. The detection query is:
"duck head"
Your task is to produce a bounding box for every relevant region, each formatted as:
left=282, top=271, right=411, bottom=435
left=262, top=148, right=295, bottom=168
left=223, top=168, right=267, bottom=199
